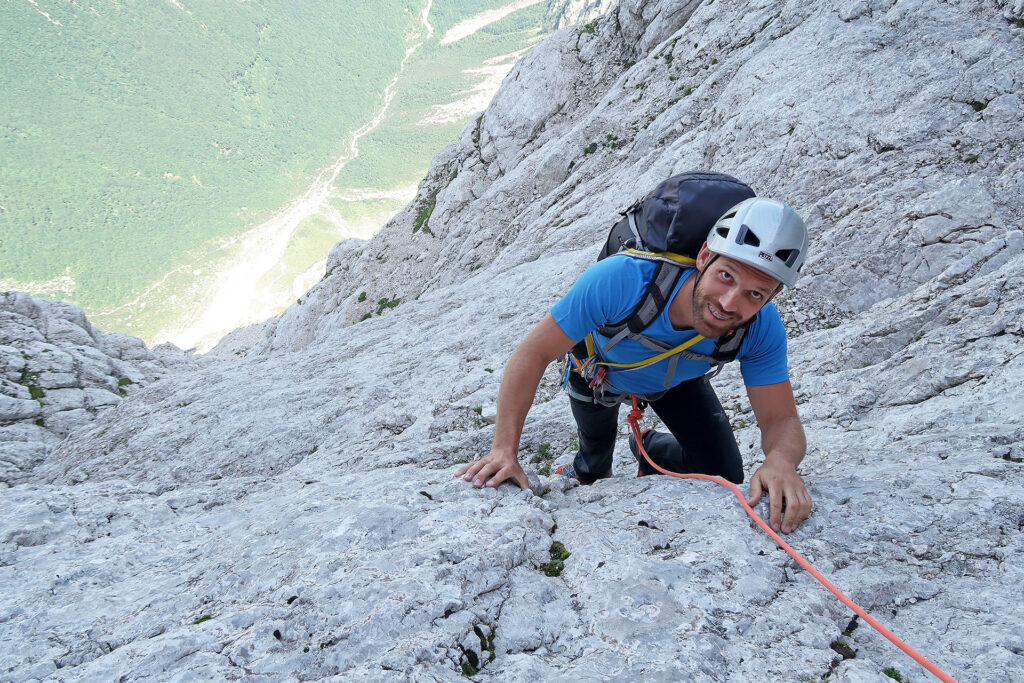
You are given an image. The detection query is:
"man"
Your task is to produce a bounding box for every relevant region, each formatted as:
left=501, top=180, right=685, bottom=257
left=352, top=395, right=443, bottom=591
left=455, top=196, right=813, bottom=534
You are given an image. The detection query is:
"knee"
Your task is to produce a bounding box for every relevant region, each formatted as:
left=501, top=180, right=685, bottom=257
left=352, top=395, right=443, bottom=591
left=722, top=461, right=744, bottom=485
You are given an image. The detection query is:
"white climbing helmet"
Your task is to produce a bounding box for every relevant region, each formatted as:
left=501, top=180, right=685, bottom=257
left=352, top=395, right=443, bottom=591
left=705, top=197, right=808, bottom=288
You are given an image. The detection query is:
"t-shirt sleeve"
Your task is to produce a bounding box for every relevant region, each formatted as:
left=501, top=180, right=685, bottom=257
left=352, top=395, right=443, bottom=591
left=550, top=257, right=647, bottom=342
left=738, top=303, right=790, bottom=386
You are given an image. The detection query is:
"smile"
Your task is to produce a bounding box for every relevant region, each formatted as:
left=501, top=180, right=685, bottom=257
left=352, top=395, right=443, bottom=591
left=708, top=304, right=730, bottom=322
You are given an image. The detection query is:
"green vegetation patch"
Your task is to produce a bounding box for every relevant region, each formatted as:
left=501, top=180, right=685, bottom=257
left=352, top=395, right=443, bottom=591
left=413, top=189, right=439, bottom=234
left=275, top=215, right=350, bottom=280
left=549, top=541, right=570, bottom=561
left=540, top=541, right=571, bottom=576
left=472, top=114, right=483, bottom=147
left=539, top=558, right=563, bottom=576
left=375, top=296, right=400, bottom=315
left=18, top=368, right=45, bottom=400
left=472, top=623, right=497, bottom=666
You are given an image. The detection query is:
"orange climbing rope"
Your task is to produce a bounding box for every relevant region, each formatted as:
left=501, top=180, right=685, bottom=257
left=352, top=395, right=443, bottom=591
left=625, top=396, right=957, bottom=683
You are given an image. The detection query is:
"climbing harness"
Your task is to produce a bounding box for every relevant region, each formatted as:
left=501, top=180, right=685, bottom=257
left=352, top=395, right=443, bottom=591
left=624, top=396, right=957, bottom=683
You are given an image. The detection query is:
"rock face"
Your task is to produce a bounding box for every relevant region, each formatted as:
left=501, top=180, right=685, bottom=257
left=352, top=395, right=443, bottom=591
left=2, top=1, right=1023, bottom=681
left=0, top=292, right=202, bottom=486
left=547, top=0, right=613, bottom=30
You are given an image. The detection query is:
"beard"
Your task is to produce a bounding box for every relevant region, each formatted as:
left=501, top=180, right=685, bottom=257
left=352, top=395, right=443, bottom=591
left=690, top=284, right=749, bottom=338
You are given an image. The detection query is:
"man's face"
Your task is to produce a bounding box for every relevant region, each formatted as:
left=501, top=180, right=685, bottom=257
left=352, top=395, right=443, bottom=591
left=691, top=245, right=780, bottom=338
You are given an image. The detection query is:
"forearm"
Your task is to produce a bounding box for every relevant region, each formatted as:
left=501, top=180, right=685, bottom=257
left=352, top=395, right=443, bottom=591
left=490, top=344, right=552, bottom=455
left=746, top=382, right=811, bottom=532
left=457, top=314, right=574, bottom=490
left=759, top=416, right=806, bottom=470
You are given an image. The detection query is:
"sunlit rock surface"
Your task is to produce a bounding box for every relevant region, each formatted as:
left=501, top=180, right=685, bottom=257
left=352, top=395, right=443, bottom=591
left=0, top=292, right=203, bottom=486
left=3, top=0, right=1023, bottom=680
left=548, top=0, right=611, bottom=30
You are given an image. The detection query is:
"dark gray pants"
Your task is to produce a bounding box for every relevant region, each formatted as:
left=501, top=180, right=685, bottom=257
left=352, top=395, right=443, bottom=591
left=567, top=371, right=744, bottom=483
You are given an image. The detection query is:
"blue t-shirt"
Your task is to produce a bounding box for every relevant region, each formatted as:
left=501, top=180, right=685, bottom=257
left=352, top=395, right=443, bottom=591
left=550, top=255, right=789, bottom=394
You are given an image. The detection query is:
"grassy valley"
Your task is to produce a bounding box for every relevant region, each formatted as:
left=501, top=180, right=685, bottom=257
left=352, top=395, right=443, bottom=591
left=1, top=1, right=417, bottom=305
left=1, top=0, right=557, bottom=348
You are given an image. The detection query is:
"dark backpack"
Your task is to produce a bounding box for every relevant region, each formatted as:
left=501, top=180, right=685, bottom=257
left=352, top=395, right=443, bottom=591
left=586, top=171, right=757, bottom=384
left=598, top=170, right=755, bottom=260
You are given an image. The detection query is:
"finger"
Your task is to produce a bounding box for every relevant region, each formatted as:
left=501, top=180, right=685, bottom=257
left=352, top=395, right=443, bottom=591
left=513, top=468, right=531, bottom=490
left=780, top=488, right=808, bottom=533
left=746, top=473, right=764, bottom=507
left=784, top=489, right=813, bottom=533
left=460, top=459, right=485, bottom=481
left=473, top=462, right=502, bottom=488
left=768, top=481, right=783, bottom=532
left=485, top=464, right=520, bottom=489
left=454, top=462, right=472, bottom=477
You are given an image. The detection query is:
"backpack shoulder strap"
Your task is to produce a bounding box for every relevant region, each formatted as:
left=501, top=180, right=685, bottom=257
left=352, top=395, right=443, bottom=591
left=584, top=251, right=754, bottom=384
left=677, top=317, right=753, bottom=380
left=710, top=317, right=754, bottom=362
left=596, top=250, right=692, bottom=344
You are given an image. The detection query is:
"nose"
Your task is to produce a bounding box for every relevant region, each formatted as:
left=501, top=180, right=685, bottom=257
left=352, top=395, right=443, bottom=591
left=719, top=287, right=741, bottom=313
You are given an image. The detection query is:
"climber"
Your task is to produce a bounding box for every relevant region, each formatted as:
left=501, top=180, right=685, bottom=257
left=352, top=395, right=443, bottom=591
left=455, top=180, right=813, bottom=534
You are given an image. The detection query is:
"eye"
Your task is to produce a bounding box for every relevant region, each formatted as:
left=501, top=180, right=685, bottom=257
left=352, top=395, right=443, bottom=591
left=750, top=290, right=763, bottom=301
left=719, top=270, right=732, bottom=282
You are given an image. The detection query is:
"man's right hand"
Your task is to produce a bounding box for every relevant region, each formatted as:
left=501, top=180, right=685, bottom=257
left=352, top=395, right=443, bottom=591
left=454, top=314, right=574, bottom=492
left=455, top=449, right=530, bottom=490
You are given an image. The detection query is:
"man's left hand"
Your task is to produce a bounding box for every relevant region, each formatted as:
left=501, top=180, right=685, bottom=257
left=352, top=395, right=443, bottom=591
left=746, top=459, right=812, bottom=534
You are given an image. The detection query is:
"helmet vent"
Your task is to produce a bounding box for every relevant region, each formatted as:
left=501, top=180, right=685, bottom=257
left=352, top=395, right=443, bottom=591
left=715, top=226, right=729, bottom=238
left=736, top=224, right=760, bottom=247
left=775, top=248, right=799, bottom=266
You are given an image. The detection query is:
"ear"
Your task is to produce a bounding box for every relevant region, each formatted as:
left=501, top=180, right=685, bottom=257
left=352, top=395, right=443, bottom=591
left=695, top=243, right=713, bottom=271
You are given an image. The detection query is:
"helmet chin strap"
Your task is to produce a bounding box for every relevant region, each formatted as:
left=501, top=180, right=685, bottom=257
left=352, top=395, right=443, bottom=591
left=691, top=253, right=718, bottom=293
left=763, top=284, right=783, bottom=307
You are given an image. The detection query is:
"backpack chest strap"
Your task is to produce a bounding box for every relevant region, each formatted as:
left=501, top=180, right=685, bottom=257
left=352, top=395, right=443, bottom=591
left=581, top=250, right=754, bottom=387
left=584, top=332, right=706, bottom=388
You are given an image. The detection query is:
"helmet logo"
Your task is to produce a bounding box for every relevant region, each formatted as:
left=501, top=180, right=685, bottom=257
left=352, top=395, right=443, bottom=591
left=758, top=251, right=773, bottom=262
